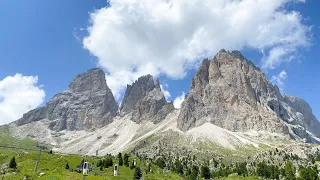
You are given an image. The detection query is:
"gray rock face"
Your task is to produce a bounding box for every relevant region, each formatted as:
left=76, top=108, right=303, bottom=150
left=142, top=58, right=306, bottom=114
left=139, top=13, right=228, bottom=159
left=283, top=96, right=320, bottom=137
left=120, top=75, right=155, bottom=114
left=16, top=68, right=118, bottom=131
left=120, top=75, right=174, bottom=123
left=69, top=68, right=108, bottom=93
left=177, top=50, right=320, bottom=142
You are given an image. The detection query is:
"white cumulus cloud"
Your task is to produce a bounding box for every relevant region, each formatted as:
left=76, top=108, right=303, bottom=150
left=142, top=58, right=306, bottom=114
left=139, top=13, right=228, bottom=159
left=0, top=74, right=45, bottom=125
left=84, top=0, right=310, bottom=98
left=271, top=70, right=288, bottom=91
left=173, top=92, right=185, bottom=109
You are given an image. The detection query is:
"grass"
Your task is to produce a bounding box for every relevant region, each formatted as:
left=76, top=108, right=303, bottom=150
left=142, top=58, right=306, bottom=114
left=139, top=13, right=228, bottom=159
left=0, top=148, right=183, bottom=180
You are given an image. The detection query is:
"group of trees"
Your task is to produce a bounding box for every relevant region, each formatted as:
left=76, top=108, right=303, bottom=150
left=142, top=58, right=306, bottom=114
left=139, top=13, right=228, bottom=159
left=155, top=157, right=166, bottom=169
left=298, top=165, right=319, bottom=180
left=256, top=161, right=281, bottom=179
left=150, top=152, right=320, bottom=180
left=97, top=156, right=113, bottom=170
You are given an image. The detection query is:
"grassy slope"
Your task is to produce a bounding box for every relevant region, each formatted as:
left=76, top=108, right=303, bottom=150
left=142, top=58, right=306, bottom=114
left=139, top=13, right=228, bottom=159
left=0, top=148, right=183, bottom=180
left=0, top=125, right=38, bottom=150
left=0, top=125, right=262, bottom=179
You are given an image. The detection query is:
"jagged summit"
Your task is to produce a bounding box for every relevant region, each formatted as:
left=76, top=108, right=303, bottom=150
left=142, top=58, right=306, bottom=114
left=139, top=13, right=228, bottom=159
left=178, top=50, right=320, bottom=143
left=15, top=70, right=175, bottom=132
left=120, top=74, right=155, bottom=114
left=16, top=68, right=118, bottom=131
left=69, top=68, right=107, bottom=93
left=120, top=74, right=174, bottom=123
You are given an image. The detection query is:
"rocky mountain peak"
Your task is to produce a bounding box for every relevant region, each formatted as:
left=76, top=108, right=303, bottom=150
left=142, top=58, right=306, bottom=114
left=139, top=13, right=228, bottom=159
left=120, top=74, right=155, bottom=114
left=69, top=68, right=107, bottom=93
left=120, top=75, right=174, bottom=123
left=178, top=49, right=320, bottom=142
left=155, top=78, right=161, bottom=89
left=16, top=68, right=118, bottom=131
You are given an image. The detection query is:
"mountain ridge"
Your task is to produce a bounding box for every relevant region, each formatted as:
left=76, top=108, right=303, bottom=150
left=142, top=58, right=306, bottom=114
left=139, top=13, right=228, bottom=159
left=2, top=49, right=320, bottom=158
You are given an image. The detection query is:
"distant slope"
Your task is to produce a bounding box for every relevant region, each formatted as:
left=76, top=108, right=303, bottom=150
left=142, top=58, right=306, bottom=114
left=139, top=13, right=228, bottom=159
left=0, top=125, right=38, bottom=150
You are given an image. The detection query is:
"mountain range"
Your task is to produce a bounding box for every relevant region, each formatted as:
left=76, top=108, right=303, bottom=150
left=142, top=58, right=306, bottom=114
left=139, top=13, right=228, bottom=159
left=2, top=50, right=320, bottom=159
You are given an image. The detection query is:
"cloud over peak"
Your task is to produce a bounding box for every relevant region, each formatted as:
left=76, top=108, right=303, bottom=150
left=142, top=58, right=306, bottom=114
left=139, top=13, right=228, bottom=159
left=84, top=0, right=310, bottom=99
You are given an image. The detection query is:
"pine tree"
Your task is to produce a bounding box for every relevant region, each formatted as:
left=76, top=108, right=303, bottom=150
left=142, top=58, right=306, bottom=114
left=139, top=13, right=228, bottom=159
left=118, top=153, right=123, bottom=166
left=65, top=162, right=70, bottom=169
left=9, top=157, right=17, bottom=169
left=186, top=168, right=191, bottom=176
left=299, top=166, right=308, bottom=180
left=124, top=154, right=130, bottom=167
left=201, top=165, right=211, bottom=179
left=155, top=157, right=166, bottom=169
left=190, top=165, right=199, bottom=180
left=97, top=160, right=102, bottom=167
left=307, top=165, right=318, bottom=180
left=174, top=159, right=183, bottom=175
left=118, top=154, right=123, bottom=166
left=285, top=162, right=296, bottom=180
left=133, top=167, right=142, bottom=180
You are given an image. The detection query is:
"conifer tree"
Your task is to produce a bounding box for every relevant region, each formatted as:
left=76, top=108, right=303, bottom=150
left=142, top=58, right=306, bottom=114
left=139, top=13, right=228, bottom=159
left=65, top=162, right=70, bottom=170
left=133, top=167, right=142, bottom=180
left=118, top=153, right=123, bottom=166
left=285, top=162, right=295, bottom=180
left=124, top=154, right=129, bottom=167
left=9, top=157, right=17, bottom=169
left=201, top=165, right=211, bottom=179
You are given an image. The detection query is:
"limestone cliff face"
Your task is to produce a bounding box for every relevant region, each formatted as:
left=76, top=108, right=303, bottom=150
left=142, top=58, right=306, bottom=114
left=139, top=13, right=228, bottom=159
left=16, top=68, right=118, bottom=131
left=283, top=96, right=320, bottom=137
left=120, top=75, right=174, bottom=123
left=177, top=50, right=319, bottom=142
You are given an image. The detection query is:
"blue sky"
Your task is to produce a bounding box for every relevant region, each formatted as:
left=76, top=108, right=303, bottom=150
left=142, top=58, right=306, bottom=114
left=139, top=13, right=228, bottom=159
left=0, top=0, right=319, bottom=124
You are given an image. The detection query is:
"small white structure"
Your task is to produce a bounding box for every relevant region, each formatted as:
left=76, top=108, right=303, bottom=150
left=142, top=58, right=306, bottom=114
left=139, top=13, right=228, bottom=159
left=83, top=162, right=89, bottom=176
left=133, top=159, right=137, bottom=167
left=114, top=164, right=118, bottom=176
